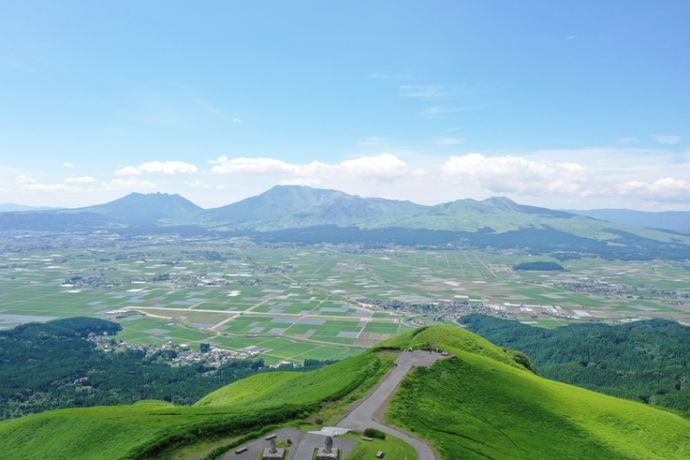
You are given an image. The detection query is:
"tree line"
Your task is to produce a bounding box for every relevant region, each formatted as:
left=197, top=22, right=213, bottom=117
left=461, top=314, right=690, bottom=412
left=0, top=317, right=329, bottom=419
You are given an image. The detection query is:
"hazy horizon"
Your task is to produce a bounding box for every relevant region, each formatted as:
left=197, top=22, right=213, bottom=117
left=4, top=184, right=690, bottom=213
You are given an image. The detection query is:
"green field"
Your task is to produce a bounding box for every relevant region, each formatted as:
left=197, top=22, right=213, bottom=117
left=2, top=239, right=690, bottom=363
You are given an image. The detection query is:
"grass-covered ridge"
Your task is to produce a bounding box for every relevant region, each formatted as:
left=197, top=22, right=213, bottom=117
left=0, top=352, right=388, bottom=460
left=461, top=314, right=690, bottom=411
left=4, top=323, right=690, bottom=459
left=196, top=351, right=386, bottom=409
left=195, top=372, right=301, bottom=408
left=377, top=324, right=535, bottom=371
left=385, top=324, right=690, bottom=459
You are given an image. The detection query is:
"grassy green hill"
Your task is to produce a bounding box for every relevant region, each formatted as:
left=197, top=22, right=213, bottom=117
left=195, top=351, right=388, bottom=409
left=3, top=324, right=690, bottom=459
left=195, top=372, right=302, bottom=407
left=460, top=314, right=690, bottom=411
left=383, top=326, right=690, bottom=459
left=0, top=352, right=390, bottom=460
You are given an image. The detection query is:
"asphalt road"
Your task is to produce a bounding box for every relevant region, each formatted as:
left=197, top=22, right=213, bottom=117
left=337, top=350, right=445, bottom=460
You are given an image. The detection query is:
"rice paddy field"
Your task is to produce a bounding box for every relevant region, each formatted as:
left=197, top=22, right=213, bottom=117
left=1, top=234, right=689, bottom=362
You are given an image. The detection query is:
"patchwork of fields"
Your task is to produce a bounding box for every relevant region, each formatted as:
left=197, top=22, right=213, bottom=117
left=1, top=235, right=689, bottom=362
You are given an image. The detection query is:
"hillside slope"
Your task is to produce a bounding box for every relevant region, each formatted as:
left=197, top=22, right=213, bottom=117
left=3, top=325, right=690, bottom=459
left=570, top=208, right=690, bottom=233
left=383, top=326, right=690, bottom=459
left=460, top=314, right=690, bottom=411
left=0, top=352, right=388, bottom=459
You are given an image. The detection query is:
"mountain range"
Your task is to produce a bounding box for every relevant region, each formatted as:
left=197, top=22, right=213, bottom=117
left=2, top=185, right=690, bottom=258
left=0, top=203, right=58, bottom=212
left=569, top=208, right=690, bottom=233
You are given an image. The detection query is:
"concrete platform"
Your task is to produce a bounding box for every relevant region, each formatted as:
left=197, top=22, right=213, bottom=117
left=222, top=427, right=355, bottom=460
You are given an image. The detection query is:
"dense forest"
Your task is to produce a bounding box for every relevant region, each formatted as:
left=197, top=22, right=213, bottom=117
left=0, top=317, right=328, bottom=419
left=460, top=315, right=690, bottom=412
left=248, top=225, right=690, bottom=260
left=513, top=261, right=565, bottom=271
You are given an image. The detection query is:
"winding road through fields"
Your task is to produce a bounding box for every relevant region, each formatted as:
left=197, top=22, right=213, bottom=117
left=337, top=351, right=445, bottom=460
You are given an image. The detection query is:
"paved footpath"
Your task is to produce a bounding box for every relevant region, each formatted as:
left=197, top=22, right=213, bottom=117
left=337, top=351, right=445, bottom=460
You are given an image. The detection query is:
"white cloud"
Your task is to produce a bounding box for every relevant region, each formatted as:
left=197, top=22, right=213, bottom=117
left=4, top=146, right=690, bottom=210
left=100, top=178, right=156, bottom=192
left=338, top=154, right=409, bottom=177
left=65, top=176, right=97, bottom=184
left=652, top=134, right=682, bottom=145
left=63, top=162, right=76, bottom=169
left=15, top=175, right=77, bottom=192
left=210, top=153, right=410, bottom=180
left=442, top=153, right=591, bottom=195
left=232, top=118, right=242, bottom=124
left=208, top=155, right=227, bottom=165
left=16, top=175, right=37, bottom=185
left=619, top=177, right=690, bottom=202
left=115, top=161, right=198, bottom=176
left=114, top=166, right=142, bottom=176
left=399, top=84, right=448, bottom=98
left=210, top=156, right=297, bottom=175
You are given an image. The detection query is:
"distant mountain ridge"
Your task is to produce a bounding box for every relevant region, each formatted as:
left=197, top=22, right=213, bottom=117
left=569, top=208, right=690, bottom=234
left=0, top=192, right=202, bottom=231
left=0, top=204, right=59, bottom=212
left=2, top=185, right=690, bottom=259
left=201, top=185, right=425, bottom=230
left=203, top=185, right=582, bottom=233
left=78, top=192, right=202, bottom=226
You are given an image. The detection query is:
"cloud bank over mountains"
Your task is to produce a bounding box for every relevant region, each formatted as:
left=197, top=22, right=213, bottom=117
left=2, top=148, right=690, bottom=210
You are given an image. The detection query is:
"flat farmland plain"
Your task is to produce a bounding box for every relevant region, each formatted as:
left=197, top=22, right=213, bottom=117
left=1, top=235, right=689, bottom=362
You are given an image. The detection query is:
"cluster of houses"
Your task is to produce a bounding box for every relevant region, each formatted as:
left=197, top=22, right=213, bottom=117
left=86, top=333, right=263, bottom=367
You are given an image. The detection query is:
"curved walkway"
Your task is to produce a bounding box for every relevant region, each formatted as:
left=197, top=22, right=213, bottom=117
left=337, top=351, right=445, bottom=460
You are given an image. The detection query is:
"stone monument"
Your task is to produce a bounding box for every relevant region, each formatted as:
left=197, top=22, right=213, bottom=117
left=315, top=435, right=339, bottom=460
left=261, top=437, right=285, bottom=460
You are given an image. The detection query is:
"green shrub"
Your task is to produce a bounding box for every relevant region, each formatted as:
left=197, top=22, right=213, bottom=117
left=363, top=428, right=386, bottom=439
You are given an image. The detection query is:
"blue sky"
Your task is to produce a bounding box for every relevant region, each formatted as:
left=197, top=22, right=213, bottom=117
left=0, top=1, right=688, bottom=209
